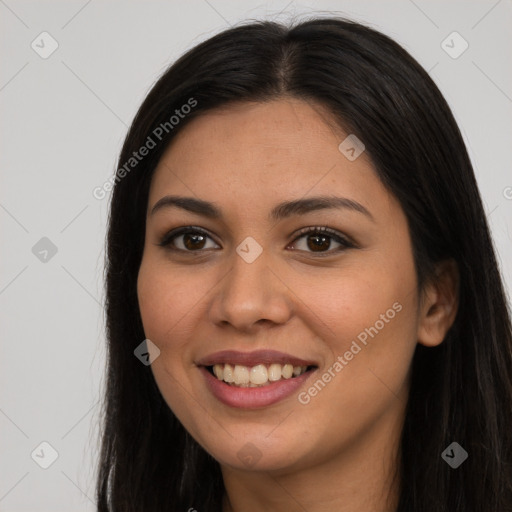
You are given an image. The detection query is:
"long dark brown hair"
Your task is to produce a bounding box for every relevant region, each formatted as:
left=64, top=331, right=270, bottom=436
left=97, top=17, right=512, bottom=511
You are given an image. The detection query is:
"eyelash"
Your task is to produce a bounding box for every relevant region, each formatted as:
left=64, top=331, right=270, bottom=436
left=158, top=225, right=355, bottom=256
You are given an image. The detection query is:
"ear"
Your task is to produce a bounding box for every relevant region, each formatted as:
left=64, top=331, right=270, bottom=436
left=417, top=259, right=459, bottom=347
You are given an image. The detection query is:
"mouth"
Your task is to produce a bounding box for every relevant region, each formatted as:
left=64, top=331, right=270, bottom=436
left=196, top=349, right=319, bottom=407
left=204, top=363, right=318, bottom=388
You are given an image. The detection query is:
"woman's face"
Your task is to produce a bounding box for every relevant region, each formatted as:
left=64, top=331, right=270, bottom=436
left=137, top=98, right=422, bottom=474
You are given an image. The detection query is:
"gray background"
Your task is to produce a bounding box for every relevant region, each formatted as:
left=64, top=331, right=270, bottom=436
left=1, top=0, right=511, bottom=510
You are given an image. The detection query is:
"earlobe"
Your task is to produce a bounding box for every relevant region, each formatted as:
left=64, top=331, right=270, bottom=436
left=417, top=259, right=459, bottom=348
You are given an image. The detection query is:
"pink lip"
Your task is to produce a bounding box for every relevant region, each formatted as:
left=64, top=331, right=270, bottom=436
left=196, top=349, right=317, bottom=368
left=199, top=366, right=317, bottom=409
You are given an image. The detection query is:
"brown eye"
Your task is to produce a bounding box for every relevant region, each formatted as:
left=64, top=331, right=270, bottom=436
left=182, top=233, right=207, bottom=250
left=305, top=233, right=332, bottom=252
left=289, top=227, right=353, bottom=254
left=159, top=227, right=219, bottom=252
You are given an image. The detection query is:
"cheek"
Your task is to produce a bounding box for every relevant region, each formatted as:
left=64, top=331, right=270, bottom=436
left=136, top=259, right=221, bottom=377
left=137, top=259, right=200, bottom=341
left=137, top=264, right=171, bottom=340
left=136, top=260, right=203, bottom=430
left=307, top=271, right=412, bottom=339
left=290, top=262, right=418, bottom=443
left=302, top=248, right=419, bottom=374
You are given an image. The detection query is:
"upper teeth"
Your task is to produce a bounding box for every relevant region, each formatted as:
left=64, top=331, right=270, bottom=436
left=212, top=363, right=308, bottom=387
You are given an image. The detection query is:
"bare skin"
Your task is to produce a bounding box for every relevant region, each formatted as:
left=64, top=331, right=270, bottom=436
left=137, top=98, right=458, bottom=512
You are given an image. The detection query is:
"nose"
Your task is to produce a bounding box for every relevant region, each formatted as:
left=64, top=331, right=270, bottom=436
left=208, top=247, right=293, bottom=333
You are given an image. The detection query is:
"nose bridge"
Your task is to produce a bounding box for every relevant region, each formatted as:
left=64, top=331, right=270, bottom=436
left=210, top=242, right=291, bottom=329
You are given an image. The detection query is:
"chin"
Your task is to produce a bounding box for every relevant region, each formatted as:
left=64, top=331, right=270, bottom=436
left=203, top=436, right=307, bottom=473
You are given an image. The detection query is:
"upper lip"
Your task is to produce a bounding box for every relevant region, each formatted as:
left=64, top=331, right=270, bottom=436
left=196, top=350, right=318, bottom=368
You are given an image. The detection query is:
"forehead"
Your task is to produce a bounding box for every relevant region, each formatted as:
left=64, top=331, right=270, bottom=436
left=147, top=98, right=394, bottom=220
left=156, top=98, right=346, bottom=171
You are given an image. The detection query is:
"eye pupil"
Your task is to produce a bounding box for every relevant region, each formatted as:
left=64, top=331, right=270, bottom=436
left=184, top=233, right=206, bottom=250
left=307, top=234, right=330, bottom=251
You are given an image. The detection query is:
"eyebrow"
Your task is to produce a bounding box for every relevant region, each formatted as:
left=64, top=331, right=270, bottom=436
left=150, top=195, right=374, bottom=222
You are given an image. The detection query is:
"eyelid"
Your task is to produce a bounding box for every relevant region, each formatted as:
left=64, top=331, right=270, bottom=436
left=158, top=225, right=218, bottom=248
left=290, top=226, right=355, bottom=248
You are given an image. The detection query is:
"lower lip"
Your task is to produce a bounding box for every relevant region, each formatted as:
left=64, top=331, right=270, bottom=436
left=199, top=366, right=316, bottom=409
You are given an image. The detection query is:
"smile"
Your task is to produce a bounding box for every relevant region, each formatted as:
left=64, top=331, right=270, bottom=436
left=207, top=363, right=313, bottom=387
left=196, top=349, right=319, bottom=409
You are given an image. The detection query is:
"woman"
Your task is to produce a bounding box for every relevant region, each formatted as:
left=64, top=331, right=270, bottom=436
left=96, top=17, right=512, bottom=512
